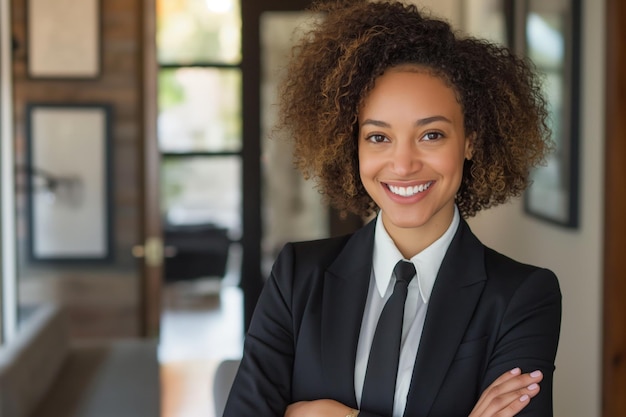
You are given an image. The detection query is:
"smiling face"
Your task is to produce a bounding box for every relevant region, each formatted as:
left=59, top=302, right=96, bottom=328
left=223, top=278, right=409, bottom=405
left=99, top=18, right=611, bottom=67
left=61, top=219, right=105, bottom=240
left=358, top=66, right=473, bottom=255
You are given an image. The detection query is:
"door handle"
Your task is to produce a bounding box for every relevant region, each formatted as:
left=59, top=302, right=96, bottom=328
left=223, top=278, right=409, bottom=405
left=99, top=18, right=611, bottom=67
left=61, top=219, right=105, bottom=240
left=132, top=237, right=165, bottom=267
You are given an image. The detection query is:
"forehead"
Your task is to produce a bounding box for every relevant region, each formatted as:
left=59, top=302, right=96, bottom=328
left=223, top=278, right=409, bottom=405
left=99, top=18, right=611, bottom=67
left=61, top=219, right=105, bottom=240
left=359, top=66, right=462, bottom=118
left=388, top=63, right=457, bottom=91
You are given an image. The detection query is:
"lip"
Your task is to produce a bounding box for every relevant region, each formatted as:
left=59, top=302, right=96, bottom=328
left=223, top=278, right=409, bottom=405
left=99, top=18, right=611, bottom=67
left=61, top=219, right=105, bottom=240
left=382, top=180, right=435, bottom=203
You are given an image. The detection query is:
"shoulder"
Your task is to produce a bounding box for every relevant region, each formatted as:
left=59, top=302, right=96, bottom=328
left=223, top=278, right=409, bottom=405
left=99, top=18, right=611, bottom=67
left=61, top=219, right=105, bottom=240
left=274, top=219, right=376, bottom=276
left=273, top=233, right=356, bottom=281
left=263, top=232, right=359, bottom=314
left=453, top=220, right=559, bottom=290
left=481, top=245, right=561, bottom=299
left=291, top=234, right=354, bottom=264
left=483, top=246, right=546, bottom=278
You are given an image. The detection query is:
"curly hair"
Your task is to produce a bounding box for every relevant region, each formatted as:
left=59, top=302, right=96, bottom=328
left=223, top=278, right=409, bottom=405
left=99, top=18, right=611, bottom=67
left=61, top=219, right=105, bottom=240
left=277, top=0, right=551, bottom=218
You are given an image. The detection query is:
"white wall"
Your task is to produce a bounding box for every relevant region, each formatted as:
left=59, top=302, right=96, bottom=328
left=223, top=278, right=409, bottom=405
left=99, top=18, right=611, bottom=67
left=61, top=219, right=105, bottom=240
left=415, top=0, right=463, bottom=27
left=415, top=0, right=605, bottom=415
left=468, top=1, right=605, bottom=416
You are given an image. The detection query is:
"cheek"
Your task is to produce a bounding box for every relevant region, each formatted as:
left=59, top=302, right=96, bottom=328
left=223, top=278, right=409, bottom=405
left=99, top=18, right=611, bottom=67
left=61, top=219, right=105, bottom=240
left=431, top=152, right=466, bottom=181
left=357, top=148, right=371, bottom=178
left=358, top=151, right=382, bottom=182
left=357, top=154, right=380, bottom=197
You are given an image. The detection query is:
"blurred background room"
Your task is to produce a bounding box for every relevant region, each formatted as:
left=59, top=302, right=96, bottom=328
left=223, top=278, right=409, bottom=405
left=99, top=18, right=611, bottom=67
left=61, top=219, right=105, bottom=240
left=0, top=0, right=624, bottom=416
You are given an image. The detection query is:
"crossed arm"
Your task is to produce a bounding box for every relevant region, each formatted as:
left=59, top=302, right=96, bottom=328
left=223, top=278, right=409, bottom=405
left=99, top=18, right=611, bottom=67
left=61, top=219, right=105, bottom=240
left=286, top=367, right=545, bottom=417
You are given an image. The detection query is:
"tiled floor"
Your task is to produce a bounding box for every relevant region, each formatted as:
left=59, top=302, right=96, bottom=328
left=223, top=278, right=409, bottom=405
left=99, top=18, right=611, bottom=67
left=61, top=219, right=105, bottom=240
left=159, top=245, right=244, bottom=417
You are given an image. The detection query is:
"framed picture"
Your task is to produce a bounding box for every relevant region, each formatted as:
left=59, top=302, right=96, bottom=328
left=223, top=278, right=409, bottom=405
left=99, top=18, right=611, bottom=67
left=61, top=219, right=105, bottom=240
left=509, top=0, right=581, bottom=228
left=25, top=103, right=113, bottom=262
left=26, top=0, right=101, bottom=79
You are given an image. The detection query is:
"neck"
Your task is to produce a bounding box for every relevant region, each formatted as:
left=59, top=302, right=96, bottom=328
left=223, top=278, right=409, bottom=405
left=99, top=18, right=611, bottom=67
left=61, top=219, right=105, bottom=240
left=382, top=208, right=455, bottom=259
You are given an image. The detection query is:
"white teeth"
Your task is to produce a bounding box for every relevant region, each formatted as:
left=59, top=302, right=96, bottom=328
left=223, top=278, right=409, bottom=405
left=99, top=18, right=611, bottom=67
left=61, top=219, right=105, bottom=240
left=388, top=182, right=432, bottom=197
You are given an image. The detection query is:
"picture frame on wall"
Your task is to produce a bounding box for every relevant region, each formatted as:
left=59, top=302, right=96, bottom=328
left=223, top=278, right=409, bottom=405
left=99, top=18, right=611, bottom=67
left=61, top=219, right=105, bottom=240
left=26, top=0, right=101, bottom=79
left=25, top=103, right=113, bottom=262
left=509, top=0, right=581, bottom=228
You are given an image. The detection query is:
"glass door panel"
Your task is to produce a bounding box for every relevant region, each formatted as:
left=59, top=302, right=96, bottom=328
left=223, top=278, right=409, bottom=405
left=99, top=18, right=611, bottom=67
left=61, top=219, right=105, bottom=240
left=158, top=67, right=242, bottom=152
left=157, top=0, right=241, bottom=65
left=259, top=11, right=328, bottom=275
left=161, top=155, right=242, bottom=236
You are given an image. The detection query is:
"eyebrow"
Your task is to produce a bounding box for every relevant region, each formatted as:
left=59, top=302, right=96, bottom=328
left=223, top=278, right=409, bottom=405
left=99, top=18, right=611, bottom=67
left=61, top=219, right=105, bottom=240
left=360, top=115, right=453, bottom=128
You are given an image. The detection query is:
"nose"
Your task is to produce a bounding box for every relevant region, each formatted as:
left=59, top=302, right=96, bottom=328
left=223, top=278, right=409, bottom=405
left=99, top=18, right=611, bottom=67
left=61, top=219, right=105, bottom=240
left=392, top=139, right=422, bottom=175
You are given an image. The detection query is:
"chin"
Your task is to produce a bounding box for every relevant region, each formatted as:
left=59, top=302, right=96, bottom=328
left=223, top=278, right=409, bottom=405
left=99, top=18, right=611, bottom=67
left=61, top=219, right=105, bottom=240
left=384, top=211, right=434, bottom=230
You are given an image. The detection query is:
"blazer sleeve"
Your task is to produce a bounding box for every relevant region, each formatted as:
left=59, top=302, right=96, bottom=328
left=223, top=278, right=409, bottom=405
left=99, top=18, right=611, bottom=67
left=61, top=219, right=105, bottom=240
left=222, top=244, right=297, bottom=417
left=480, top=267, right=562, bottom=416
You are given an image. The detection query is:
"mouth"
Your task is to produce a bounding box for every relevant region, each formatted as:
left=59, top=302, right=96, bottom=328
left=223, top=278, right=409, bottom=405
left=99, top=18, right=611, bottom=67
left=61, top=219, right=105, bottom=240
left=386, top=181, right=434, bottom=197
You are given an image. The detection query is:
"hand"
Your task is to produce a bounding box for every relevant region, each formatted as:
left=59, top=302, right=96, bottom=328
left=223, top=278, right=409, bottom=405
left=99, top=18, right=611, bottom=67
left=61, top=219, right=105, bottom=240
left=469, top=368, right=543, bottom=417
left=285, top=399, right=357, bottom=417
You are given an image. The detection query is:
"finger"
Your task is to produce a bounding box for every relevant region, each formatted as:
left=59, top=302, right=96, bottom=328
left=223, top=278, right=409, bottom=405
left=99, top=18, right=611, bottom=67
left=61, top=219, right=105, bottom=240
left=471, top=370, right=543, bottom=416
left=482, top=376, right=542, bottom=417
left=475, top=383, right=540, bottom=417
left=487, top=367, right=523, bottom=389
left=485, top=370, right=543, bottom=400
left=489, top=392, right=532, bottom=417
left=284, top=401, right=307, bottom=417
left=491, top=384, right=541, bottom=417
left=472, top=368, right=523, bottom=415
left=490, top=370, right=543, bottom=399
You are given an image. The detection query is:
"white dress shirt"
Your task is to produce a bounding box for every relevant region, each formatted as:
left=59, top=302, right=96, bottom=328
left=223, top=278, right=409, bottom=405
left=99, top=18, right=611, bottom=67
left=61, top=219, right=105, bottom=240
left=354, top=207, right=460, bottom=417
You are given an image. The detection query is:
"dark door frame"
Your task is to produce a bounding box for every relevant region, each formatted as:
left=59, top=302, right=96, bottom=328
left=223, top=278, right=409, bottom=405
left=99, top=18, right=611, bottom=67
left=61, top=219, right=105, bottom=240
left=603, top=0, right=626, bottom=415
left=139, top=0, right=161, bottom=338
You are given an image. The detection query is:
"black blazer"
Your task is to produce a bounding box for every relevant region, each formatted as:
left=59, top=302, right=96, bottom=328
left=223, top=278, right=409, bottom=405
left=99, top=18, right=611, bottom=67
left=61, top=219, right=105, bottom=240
left=223, top=219, right=562, bottom=417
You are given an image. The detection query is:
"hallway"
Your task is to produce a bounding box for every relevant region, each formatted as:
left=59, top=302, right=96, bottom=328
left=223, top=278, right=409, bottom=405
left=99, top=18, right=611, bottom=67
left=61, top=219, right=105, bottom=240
left=159, top=274, right=243, bottom=417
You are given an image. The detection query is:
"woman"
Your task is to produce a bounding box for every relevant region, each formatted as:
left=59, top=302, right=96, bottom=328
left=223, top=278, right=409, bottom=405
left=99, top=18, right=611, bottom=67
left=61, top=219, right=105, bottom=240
left=223, top=1, right=561, bottom=416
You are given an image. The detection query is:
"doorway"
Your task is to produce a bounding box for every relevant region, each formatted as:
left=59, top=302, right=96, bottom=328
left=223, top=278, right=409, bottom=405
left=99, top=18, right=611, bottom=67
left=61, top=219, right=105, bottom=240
left=154, top=1, right=342, bottom=416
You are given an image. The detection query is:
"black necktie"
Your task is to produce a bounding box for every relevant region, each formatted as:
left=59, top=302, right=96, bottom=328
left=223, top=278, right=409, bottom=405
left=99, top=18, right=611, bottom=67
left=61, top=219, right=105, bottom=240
left=361, top=260, right=416, bottom=416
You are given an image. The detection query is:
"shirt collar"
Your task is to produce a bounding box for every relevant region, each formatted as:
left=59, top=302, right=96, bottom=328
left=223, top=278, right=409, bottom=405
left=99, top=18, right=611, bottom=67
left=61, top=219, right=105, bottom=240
left=372, top=206, right=460, bottom=303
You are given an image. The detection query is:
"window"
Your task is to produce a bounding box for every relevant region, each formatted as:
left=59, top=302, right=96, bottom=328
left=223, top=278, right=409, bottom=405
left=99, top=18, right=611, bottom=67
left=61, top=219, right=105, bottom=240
left=157, top=0, right=242, bottom=239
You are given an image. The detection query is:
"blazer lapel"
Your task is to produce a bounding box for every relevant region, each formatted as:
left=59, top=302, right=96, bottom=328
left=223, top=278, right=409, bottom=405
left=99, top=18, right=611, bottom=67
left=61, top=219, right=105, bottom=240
left=321, top=220, right=376, bottom=406
left=405, top=220, right=487, bottom=416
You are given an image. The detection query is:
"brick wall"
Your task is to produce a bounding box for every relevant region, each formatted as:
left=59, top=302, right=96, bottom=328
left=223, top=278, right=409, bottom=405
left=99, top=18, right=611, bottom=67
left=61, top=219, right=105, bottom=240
left=10, top=0, right=145, bottom=339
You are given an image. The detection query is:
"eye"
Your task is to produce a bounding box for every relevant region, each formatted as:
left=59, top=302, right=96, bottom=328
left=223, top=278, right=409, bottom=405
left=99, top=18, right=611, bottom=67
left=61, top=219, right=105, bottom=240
left=365, top=134, right=389, bottom=143
left=422, top=131, right=443, bottom=141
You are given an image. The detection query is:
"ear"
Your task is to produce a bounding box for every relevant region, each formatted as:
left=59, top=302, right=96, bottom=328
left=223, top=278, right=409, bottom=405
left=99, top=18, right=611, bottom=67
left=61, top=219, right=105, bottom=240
left=464, top=133, right=475, bottom=160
